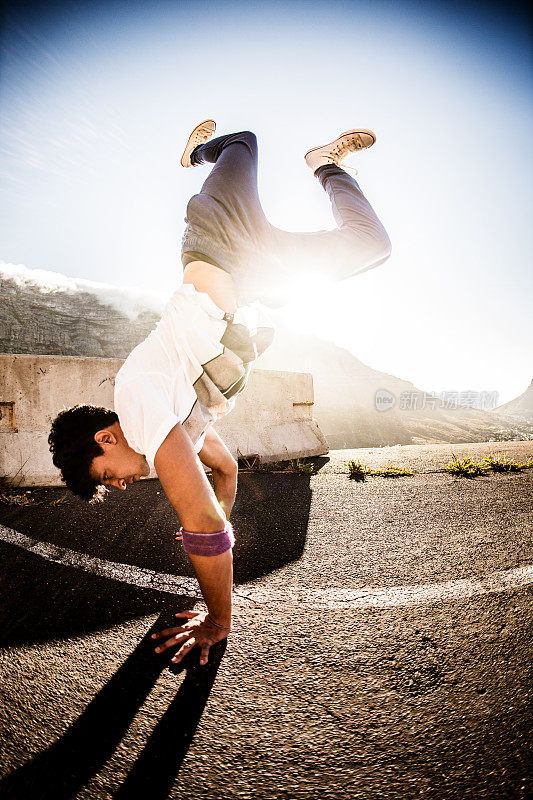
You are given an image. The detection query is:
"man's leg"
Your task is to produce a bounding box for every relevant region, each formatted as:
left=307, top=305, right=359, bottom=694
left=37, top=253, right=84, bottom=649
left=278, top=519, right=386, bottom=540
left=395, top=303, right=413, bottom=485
left=316, top=164, right=391, bottom=273
left=182, top=126, right=391, bottom=307
left=269, top=164, right=391, bottom=291
left=191, top=131, right=259, bottom=197
left=182, top=129, right=279, bottom=306
left=185, top=131, right=271, bottom=249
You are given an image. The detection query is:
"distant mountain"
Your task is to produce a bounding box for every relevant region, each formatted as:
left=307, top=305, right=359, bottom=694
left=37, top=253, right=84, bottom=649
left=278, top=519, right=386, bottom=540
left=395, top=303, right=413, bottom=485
left=2, top=263, right=532, bottom=448
left=494, top=379, right=533, bottom=424
left=0, top=262, right=161, bottom=359
left=258, top=327, right=533, bottom=447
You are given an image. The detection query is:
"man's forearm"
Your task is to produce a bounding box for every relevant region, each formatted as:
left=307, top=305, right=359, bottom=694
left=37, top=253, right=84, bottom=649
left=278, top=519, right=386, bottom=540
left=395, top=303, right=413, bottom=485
left=211, top=467, right=237, bottom=518
left=153, top=423, right=234, bottom=651
left=188, top=549, right=233, bottom=628
left=190, top=469, right=235, bottom=627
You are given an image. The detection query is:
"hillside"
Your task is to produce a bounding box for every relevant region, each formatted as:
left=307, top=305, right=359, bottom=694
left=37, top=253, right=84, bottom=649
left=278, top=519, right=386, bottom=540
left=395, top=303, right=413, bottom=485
left=494, top=379, right=533, bottom=424
left=259, top=328, right=533, bottom=447
left=1, top=264, right=531, bottom=448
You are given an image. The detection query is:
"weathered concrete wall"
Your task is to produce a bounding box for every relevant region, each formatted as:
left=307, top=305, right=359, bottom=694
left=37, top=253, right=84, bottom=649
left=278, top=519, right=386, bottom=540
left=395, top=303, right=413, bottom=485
left=0, top=354, right=328, bottom=487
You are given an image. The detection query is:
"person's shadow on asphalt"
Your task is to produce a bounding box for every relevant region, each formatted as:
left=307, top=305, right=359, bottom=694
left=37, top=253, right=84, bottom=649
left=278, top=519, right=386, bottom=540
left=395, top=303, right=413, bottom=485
left=0, top=610, right=226, bottom=800
left=0, top=464, right=318, bottom=798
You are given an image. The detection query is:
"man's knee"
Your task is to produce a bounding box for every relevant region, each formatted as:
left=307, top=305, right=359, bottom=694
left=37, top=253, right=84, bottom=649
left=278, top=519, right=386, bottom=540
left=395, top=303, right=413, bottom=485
left=378, top=230, right=392, bottom=261
left=234, top=131, right=257, bottom=154
left=240, top=131, right=257, bottom=145
left=361, top=222, right=391, bottom=255
left=343, top=224, right=391, bottom=263
left=365, top=230, right=391, bottom=269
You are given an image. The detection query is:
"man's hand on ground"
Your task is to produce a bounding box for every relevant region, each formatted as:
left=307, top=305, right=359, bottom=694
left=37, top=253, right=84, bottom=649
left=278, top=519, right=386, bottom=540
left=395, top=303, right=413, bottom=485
left=152, top=610, right=230, bottom=666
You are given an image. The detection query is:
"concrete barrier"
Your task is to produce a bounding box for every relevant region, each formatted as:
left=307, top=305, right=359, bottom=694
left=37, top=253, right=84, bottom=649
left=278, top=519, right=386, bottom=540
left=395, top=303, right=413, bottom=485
left=0, top=354, right=328, bottom=487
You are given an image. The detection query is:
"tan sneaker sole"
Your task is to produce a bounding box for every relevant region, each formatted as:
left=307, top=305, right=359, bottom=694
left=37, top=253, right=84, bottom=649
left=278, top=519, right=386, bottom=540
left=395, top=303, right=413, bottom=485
left=180, top=119, right=216, bottom=167
left=305, top=129, right=376, bottom=170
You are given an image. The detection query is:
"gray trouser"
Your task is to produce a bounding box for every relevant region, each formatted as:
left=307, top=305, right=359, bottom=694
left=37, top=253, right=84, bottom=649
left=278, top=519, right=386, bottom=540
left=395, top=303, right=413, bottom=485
left=182, top=130, right=391, bottom=307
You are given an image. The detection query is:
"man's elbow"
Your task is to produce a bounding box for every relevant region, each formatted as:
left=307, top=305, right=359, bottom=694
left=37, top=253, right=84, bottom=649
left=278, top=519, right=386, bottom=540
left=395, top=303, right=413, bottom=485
left=214, top=454, right=238, bottom=480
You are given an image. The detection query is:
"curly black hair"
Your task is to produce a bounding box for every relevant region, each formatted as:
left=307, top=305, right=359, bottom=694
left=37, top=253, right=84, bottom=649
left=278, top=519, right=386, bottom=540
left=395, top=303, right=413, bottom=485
left=48, top=405, right=118, bottom=502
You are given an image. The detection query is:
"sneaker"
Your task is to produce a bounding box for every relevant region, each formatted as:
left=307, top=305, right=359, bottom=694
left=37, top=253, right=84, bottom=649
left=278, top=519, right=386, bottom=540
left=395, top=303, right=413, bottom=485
left=180, top=119, right=216, bottom=167
left=304, top=129, right=376, bottom=173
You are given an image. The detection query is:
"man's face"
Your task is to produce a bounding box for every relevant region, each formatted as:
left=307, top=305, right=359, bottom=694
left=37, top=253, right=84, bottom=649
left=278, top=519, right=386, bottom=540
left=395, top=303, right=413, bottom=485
left=89, top=422, right=150, bottom=490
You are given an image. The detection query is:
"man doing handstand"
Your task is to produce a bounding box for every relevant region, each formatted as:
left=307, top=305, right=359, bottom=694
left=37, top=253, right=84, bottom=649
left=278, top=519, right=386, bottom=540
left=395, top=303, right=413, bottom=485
left=48, top=121, right=391, bottom=666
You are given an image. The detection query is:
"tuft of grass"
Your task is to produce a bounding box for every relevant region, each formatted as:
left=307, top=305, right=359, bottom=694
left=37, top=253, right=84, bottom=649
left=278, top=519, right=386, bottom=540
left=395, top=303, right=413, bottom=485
left=442, top=451, right=533, bottom=478
left=370, top=465, right=415, bottom=478
left=284, top=458, right=317, bottom=474
left=49, top=495, right=71, bottom=507
left=482, top=452, right=532, bottom=473
left=0, top=489, right=70, bottom=508
left=443, top=455, right=487, bottom=478
left=343, top=450, right=533, bottom=482
left=346, top=460, right=415, bottom=480
left=0, top=491, right=40, bottom=507
left=346, top=460, right=371, bottom=482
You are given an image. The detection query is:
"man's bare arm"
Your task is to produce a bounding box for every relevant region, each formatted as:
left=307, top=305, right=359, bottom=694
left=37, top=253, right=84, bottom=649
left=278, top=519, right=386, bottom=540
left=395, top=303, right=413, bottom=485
left=152, top=422, right=232, bottom=665
left=198, top=426, right=238, bottom=518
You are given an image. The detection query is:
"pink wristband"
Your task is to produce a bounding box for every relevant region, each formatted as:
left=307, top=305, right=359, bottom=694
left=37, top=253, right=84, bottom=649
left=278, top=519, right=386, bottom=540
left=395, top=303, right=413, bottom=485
left=180, top=521, right=235, bottom=556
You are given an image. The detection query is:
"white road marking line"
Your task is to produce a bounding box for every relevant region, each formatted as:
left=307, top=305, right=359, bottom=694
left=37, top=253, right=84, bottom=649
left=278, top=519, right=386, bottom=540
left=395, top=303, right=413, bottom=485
left=237, top=566, right=533, bottom=608
left=0, top=523, right=202, bottom=598
left=1, top=523, right=532, bottom=609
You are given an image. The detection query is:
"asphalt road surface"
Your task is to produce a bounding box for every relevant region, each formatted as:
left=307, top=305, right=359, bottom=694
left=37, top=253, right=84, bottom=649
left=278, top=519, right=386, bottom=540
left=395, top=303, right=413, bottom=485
left=0, top=441, right=532, bottom=800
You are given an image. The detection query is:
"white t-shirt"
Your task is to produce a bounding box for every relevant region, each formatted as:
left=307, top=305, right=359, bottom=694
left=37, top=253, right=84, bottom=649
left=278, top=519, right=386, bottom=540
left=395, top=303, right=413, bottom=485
left=114, top=283, right=236, bottom=466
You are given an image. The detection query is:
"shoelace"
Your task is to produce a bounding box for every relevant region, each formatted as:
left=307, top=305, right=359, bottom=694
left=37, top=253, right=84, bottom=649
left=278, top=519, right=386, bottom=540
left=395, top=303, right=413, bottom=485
left=193, top=128, right=212, bottom=144
left=323, top=136, right=363, bottom=174
left=322, top=157, right=359, bottom=175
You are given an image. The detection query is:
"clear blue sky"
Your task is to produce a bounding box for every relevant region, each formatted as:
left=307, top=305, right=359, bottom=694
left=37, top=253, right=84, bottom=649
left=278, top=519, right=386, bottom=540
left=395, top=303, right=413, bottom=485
left=1, top=0, right=531, bottom=404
